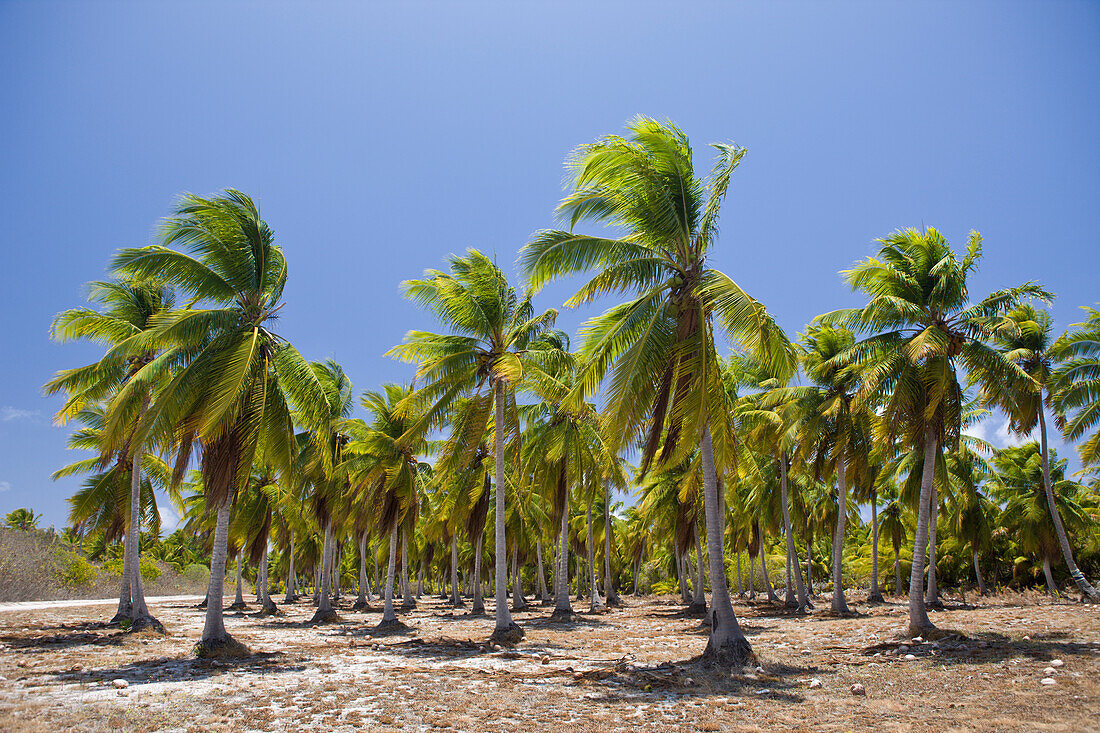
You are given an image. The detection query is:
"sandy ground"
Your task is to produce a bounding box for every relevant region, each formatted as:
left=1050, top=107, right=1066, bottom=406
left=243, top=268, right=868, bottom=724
left=0, top=590, right=1096, bottom=732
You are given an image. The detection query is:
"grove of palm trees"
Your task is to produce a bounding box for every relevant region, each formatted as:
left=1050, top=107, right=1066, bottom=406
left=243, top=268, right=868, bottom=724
left=1, top=115, right=1097, bottom=731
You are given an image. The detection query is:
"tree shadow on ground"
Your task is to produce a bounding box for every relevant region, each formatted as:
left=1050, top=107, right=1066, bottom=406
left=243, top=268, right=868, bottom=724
left=0, top=622, right=129, bottom=653
left=563, top=656, right=827, bottom=704
left=860, top=629, right=1096, bottom=667
left=50, top=651, right=308, bottom=687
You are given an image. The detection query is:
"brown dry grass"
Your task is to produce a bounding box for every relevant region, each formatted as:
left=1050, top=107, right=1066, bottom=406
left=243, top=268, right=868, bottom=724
left=0, top=590, right=1096, bottom=732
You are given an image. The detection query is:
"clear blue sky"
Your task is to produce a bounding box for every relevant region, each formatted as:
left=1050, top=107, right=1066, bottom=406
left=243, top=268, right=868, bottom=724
left=1, top=2, right=1097, bottom=531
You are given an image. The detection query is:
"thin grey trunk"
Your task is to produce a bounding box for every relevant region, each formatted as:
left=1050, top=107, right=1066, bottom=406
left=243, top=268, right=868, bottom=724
left=472, top=532, right=485, bottom=613
left=113, top=533, right=132, bottom=622
left=736, top=551, right=743, bottom=597
left=536, top=538, right=548, bottom=601
left=1039, top=407, right=1099, bottom=600
left=401, top=529, right=415, bottom=608
left=926, top=484, right=940, bottom=605
left=908, top=427, right=937, bottom=633
left=831, top=457, right=849, bottom=613
left=972, top=548, right=987, bottom=596
left=450, top=536, right=463, bottom=606
left=678, top=552, right=690, bottom=602
left=693, top=523, right=707, bottom=608
left=780, top=454, right=809, bottom=610
left=511, top=543, right=527, bottom=610
left=761, top=529, right=779, bottom=604
left=127, top=450, right=153, bottom=621
left=1042, top=555, right=1058, bottom=595
left=382, top=523, right=398, bottom=621
left=632, top=557, right=640, bottom=595
left=748, top=552, right=756, bottom=599
left=603, top=491, right=619, bottom=604
left=493, top=380, right=515, bottom=632
left=317, top=520, right=333, bottom=613
left=894, top=545, right=903, bottom=596
left=805, top=534, right=814, bottom=595
left=284, top=531, right=297, bottom=603
left=234, top=550, right=244, bottom=606
left=869, top=491, right=882, bottom=600
left=201, top=493, right=233, bottom=642
left=357, top=532, right=368, bottom=605
left=587, top=498, right=604, bottom=611
left=700, top=424, right=751, bottom=662
left=555, top=491, right=572, bottom=612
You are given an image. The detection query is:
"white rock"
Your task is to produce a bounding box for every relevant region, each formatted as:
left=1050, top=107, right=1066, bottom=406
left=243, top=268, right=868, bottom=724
left=911, top=637, right=924, bottom=644
left=112, top=679, right=129, bottom=689
left=1040, top=677, right=1056, bottom=686
left=809, top=678, right=823, bottom=689
left=1051, top=659, right=1064, bottom=668
left=850, top=683, right=866, bottom=696
left=904, top=654, right=916, bottom=661
left=1044, top=667, right=1057, bottom=676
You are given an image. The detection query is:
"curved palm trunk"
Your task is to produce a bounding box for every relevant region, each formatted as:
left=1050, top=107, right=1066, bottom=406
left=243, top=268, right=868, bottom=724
left=780, top=456, right=809, bottom=611
left=200, top=493, right=234, bottom=646
left=553, top=490, right=573, bottom=615
left=472, top=532, right=485, bottom=613
left=907, top=427, right=937, bottom=634
left=1038, top=408, right=1099, bottom=601
left=536, top=538, right=549, bottom=603
left=1042, top=555, right=1058, bottom=596
left=401, top=529, right=416, bottom=609
left=972, top=548, right=987, bottom=596
left=869, top=491, right=883, bottom=602
left=586, top=499, right=604, bottom=612
left=450, top=536, right=464, bottom=607
left=491, top=381, right=520, bottom=641
left=381, top=523, right=398, bottom=623
left=700, top=425, right=752, bottom=665
left=603, top=493, right=621, bottom=606
left=831, top=458, right=850, bottom=614
left=926, top=485, right=940, bottom=606
left=284, top=531, right=297, bottom=603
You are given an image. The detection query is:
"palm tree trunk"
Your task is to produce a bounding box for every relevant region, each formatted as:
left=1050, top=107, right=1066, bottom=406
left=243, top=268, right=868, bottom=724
left=284, top=531, right=297, bottom=603
left=1042, top=555, right=1058, bottom=596
left=587, top=498, right=604, bottom=611
left=450, top=536, right=464, bottom=607
left=677, top=552, right=690, bottom=602
left=1038, top=407, right=1099, bottom=601
left=354, top=531, right=368, bottom=609
left=553, top=489, right=572, bottom=615
left=894, top=542, right=903, bottom=596
left=472, top=532, right=485, bottom=613
left=318, top=521, right=333, bottom=611
left=633, top=557, right=641, bottom=596
left=333, top=541, right=342, bottom=603
left=761, top=530, right=779, bottom=604
left=805, top=531, right=814, bottom=595
left=869, top=490, right=883, bottom=602
left=735, top=552, right=744, bottom=598
left=700, top=424, right=752, bottom=665
left=926, top=484, right=940, bottom=606
left=111, top=531, right=132, bottom=624
left=908, top=426, right=937, bottom=634
left=748, top=552, right=756, bottom=599
left=511, top=543, right=528, bottom=611
left=691, top=521, right=707, bottom=611
left=491, top=380, right=519, bottom=639
left=381, top=523, right=398, bottom=623
left=831, top=457, right=850, bottom=614
left=603, top=491, right=621, bottom=606
left=234, top=551, right=245, bottom=607
left=780, top=455, right=809, bottom=610
left=200, top=493, right=234, bottom=645
left=401, top=529, right=415, bottom=609
left=125, top=450, right=157, bottom=628
left=536, top=538, right=549, bottom=602
left=972, top=548, right=987, bottom=596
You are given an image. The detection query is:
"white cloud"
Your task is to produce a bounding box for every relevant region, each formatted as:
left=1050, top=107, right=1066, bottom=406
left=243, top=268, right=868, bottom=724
left=158, top=506, right=180, bottom=533
left=965, top=414, right=1032, bottom=449
left=0, top=481, right=10, bottom=493
left=1, top=406, right=40, bottom=422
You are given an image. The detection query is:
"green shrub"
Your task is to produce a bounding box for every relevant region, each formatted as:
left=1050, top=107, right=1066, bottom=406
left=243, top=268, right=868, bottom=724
left=650, top=579, right=679, bottom=595
left=102, top=558, right=125, bottom=576
left=139, top=558, right=162, bottom=581
left=58, top=554, right=97, bottom=587
left=183, top=563, right=210, bottom=585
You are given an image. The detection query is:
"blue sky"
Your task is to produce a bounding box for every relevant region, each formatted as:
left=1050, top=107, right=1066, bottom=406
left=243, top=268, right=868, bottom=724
left=1, top=2, right=1097, bottom=531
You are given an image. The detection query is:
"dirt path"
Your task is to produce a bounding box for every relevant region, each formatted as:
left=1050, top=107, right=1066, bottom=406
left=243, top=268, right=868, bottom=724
left=0, top=591, right=1096, bottom=731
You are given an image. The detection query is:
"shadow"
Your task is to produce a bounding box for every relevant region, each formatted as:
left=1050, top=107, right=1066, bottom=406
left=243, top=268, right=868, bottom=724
left=0, top=621, right=130, bottom=653
left=51, top=651, right=308, bottom=687
left=859, top=629, right=1096, bottom=668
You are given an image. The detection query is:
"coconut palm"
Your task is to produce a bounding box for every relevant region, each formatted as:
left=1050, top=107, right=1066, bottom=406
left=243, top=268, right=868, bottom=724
left=520, top=116, right=795, bottom=664
left=388, top=249, right=560, bottom=643
left=46, top=276, right=176, bottom=630
left=986, top=305, right=1100, bottom=601
left=1052, top=304, right=1100, bottom=473
left=109, top=190, right=332, bottom=656
left=824, top=227, right=1047, bottom=634
left=944, top=445, right=995, bottom=595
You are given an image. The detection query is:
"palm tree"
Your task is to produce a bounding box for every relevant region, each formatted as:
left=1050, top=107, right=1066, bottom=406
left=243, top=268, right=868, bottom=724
left=990, top=443, right=1093, bottom=595
left=1052, top=304, right=1100, bottom=473
left=945, top=445, right=995, bottom=596
left=46, top=276, right=176, bottom=630
left=4, top=508, right=40, bottom=531
left=109, top=190, right=332, bottom=656
left=876, top=482, right=908, bottom=595
left=388, top=249, right=559, bottom=644
left=825, top=227, right=1047, bottom=634
left=988, top=305, right=1100, bottom=601
left=519, top=116, right=795, bottom=664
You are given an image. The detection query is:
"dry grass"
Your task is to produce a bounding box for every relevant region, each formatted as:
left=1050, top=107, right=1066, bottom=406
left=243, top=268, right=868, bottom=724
left=0, top=590, right=1096, bottom=731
